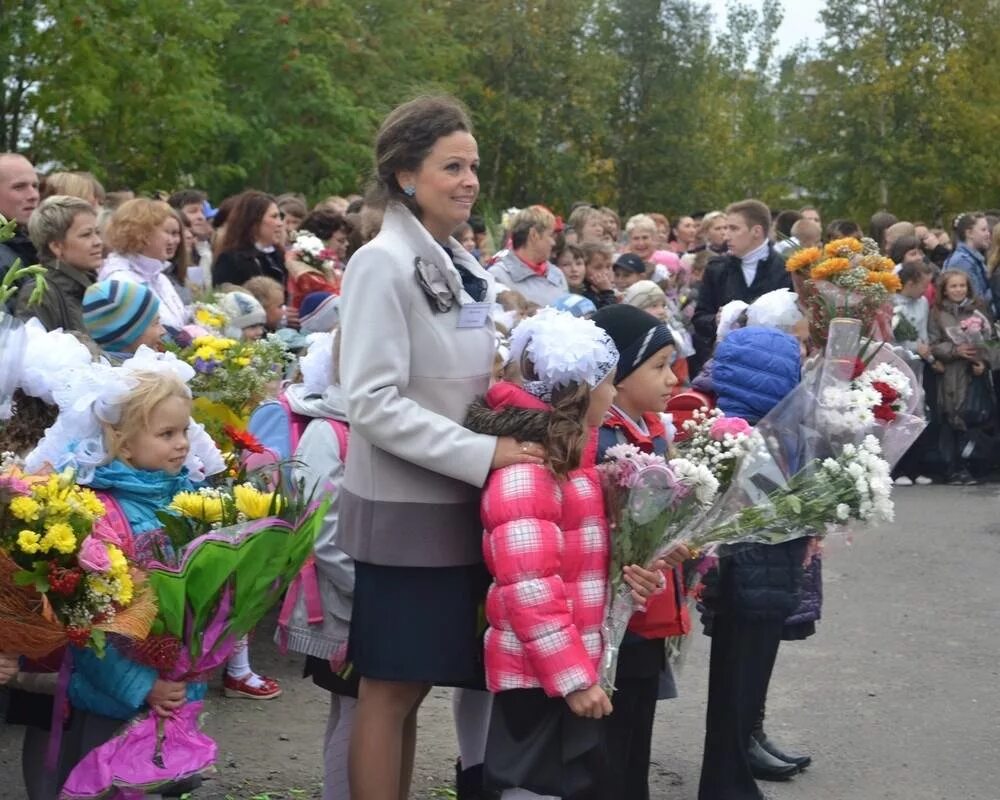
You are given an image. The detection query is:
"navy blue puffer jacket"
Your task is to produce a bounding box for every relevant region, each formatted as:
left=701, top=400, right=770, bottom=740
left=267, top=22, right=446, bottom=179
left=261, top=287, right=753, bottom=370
left=712, top=327, right=801, bottom=424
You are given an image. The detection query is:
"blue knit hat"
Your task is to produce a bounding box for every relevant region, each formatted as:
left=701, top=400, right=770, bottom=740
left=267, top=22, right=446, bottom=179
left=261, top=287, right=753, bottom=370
left=551, top=293, right=597, bottom=319
left=299, top=292, right=340, bottom=334
left=83, top=280, right=161, bottom=352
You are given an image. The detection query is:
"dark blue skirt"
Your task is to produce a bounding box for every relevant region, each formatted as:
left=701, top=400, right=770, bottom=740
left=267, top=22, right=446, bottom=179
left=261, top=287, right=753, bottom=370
left=347, top=561, right=489, bottom=688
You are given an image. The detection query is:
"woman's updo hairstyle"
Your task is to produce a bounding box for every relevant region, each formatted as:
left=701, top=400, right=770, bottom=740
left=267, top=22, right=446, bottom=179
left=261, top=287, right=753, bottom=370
left=954, top=212, right=985, bottom=243
left=367, top=95, right=473, bottom=216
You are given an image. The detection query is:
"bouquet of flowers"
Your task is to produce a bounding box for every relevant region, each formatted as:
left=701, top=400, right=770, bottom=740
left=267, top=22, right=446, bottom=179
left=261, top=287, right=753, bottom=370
left=289, top=231, right=339, bottom=275
left=596, top=445, right=718, bottom=695
left=668, top=318, right=925, bottom=559
left=171, top=333, right=292, bottom=440
left=786, top=237, right=901, bottom=347
left=191, top=302, right=229, bottom=335
left=945, top=310, right=993, bottom=356
left=62, top=470, right=326, bottom=799
left=0, top=469, right=155, bottom=659
left=677, top=408, right=753, bottom=489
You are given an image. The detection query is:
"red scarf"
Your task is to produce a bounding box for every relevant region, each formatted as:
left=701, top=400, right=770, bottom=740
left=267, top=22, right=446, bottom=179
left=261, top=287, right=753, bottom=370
left=515, top=251, right=549, bottom=277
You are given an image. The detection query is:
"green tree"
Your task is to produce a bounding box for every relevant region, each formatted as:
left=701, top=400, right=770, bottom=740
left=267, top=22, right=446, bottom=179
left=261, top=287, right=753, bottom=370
left=3, top=0, right=236, bottom=192
left=442, top=0, right=618, bottom=211
left=789, top=0, right=1000, bottom=222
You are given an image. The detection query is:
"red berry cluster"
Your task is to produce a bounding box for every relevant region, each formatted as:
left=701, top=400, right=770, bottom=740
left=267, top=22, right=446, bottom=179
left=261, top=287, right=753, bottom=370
left=66, top=626, right=92, bottom=647
left=48, top=563, right=83, bottom=597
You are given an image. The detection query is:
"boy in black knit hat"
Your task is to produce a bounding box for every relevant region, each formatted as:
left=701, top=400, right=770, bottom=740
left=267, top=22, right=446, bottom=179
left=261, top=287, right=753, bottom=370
left=592, top=304, right=692, bottom=800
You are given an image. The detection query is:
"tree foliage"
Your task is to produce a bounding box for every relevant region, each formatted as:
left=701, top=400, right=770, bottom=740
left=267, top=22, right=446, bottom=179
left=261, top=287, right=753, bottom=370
left=2, top=0, right=998, bottom=223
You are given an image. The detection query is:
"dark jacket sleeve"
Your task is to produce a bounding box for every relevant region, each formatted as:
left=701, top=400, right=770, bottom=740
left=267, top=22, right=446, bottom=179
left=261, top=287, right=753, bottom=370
left=212, top=251, right=254, bottom=287
left=692, top=261, right=724, bottom=342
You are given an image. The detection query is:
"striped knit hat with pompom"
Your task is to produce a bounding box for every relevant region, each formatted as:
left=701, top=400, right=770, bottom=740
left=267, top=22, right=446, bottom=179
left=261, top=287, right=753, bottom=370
left=82, top=279, right=160, bottom=352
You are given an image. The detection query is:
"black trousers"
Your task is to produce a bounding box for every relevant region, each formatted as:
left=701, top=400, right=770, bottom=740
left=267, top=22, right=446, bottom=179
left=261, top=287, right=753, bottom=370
left=698, top=614, right=783, bottom=800
left=605, top=673, right=659, bottom=800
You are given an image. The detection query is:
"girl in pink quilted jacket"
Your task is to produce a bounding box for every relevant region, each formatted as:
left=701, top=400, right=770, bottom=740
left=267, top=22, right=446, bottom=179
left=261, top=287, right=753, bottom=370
left=466, top=309, right=666, bottom=800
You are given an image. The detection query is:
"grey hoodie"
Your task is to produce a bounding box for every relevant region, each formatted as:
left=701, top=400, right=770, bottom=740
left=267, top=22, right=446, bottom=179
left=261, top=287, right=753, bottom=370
left=274, top=383, right=354, bottom=661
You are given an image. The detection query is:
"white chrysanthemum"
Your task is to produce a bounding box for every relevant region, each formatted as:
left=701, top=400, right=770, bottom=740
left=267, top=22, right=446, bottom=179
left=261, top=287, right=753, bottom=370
left=836, top=503, right=850, bottom=521
left=292, top=231, right=325, bottom=257
left=669, top=457, right=719, bottom=504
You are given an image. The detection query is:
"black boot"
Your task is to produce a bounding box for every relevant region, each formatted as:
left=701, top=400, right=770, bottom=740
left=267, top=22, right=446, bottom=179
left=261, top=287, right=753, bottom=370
left=752, top=728, right=813, bottom=770
left=748, top=736, right=799, bottom=781
left=455, top=759, right=501, bottom=800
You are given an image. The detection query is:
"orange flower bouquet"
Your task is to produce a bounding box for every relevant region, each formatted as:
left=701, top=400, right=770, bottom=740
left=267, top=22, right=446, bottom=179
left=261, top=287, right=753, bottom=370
left=786, top=237, right=901, bottom=347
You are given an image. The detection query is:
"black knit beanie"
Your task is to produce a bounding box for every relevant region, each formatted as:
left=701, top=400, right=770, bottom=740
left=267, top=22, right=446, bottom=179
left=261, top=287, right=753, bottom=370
left=592, top=304, right=674, bottom=384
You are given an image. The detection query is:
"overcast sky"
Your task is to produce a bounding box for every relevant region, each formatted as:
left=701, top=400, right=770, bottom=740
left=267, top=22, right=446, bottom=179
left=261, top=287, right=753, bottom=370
left=708, top=0, right=827, bottom=54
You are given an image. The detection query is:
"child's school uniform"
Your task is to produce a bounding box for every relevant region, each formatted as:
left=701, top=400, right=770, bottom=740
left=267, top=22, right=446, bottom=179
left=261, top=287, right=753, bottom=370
left=598, top=406, right=690, bottom=800
left=26, top=461, right=207, bottom=799
left=272, top=383, right=357, bottom=800
left=929, top=300, right=1000, bottom=476
left=468, top=382, right=610, bottom=798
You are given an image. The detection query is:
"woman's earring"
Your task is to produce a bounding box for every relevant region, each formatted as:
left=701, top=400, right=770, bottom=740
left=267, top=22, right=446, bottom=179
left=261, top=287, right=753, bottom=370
left=403, top=185, right=416, bottom=197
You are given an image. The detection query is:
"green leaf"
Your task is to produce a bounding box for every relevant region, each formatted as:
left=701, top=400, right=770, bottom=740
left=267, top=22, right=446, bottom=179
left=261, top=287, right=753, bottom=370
left=787, top=495, right=803, bottom=515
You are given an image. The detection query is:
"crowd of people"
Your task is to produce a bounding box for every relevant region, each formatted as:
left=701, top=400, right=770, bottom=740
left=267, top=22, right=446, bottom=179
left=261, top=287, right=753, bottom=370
left=0, top=91, right=997, bottom=800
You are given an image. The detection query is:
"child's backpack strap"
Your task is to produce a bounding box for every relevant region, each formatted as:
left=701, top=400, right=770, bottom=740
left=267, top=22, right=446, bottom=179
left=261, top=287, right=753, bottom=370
left=325, top=418, right=350, bottom=461
left=279, top=393, right=312, bottom=455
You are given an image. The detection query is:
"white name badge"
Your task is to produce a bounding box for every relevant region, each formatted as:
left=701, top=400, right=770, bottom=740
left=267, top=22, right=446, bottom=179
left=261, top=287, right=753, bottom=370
left=457, top=302, right=492, bottom=328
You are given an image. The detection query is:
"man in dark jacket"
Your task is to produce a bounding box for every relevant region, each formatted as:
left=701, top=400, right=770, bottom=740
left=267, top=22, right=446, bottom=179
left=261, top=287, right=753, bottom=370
left=0, top=153, right=41, bottom=309
left=690, top=199, right=792, bottom=375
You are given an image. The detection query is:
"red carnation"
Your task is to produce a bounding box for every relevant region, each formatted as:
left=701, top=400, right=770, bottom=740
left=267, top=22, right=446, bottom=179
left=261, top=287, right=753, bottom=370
left=871, top=381, right=900, bottom=405
left=873, top=404, right=897, bottom=423
left=223, top=425, right=265, bottom=454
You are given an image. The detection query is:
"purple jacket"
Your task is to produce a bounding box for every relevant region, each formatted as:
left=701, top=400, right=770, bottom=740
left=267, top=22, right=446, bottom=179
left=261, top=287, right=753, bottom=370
left=784, top=556, right=822, bottom=627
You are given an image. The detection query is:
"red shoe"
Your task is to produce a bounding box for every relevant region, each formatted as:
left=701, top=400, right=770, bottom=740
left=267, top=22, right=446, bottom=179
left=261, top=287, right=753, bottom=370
left=223, top=672, right=282, bottom=700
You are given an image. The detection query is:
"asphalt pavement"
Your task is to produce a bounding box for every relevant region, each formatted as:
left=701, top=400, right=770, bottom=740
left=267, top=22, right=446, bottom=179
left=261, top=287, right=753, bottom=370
left=0, top=483, right=997, bottom=799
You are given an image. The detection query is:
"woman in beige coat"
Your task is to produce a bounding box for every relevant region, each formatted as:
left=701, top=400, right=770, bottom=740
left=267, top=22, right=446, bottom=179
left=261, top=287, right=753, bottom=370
left=338, top=95, right=545, bottom=800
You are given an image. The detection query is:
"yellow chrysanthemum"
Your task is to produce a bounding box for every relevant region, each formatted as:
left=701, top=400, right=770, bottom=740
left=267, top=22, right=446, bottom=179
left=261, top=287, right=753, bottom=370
left=866, top=271, right=902, bottom=293
left=45, top=497, right=72, bottom=518
left=785, top=247, right=822, bottom=273
left=107, top=544, right=129, bottom=578
left=194, top=345, right=218, bottom=362
left=42, top=521, right=77, bottom=555
left=114, top=573, right=134, bottom=606
left=9, top=495, right=41, bottom=522
left=810, top=258, right=852, bottom=281
left=170, top=491, right=226, bottom=524
left=233, top=484, right=278, bottom=519
left=824, top=238, right=863, bottom=258
left=17, top=530, right=42, bottom=554
left=235, top=357, right=251, bottom=367
left=87, top=574, right=114, bottom=597
left=78, top=490, right=106, bottom=519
